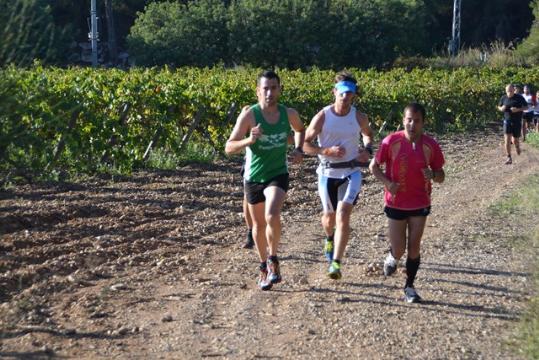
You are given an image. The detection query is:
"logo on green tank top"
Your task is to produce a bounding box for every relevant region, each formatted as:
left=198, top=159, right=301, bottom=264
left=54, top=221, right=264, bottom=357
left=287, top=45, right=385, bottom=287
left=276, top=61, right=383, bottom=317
left=258, top=132, right=289, bottom=150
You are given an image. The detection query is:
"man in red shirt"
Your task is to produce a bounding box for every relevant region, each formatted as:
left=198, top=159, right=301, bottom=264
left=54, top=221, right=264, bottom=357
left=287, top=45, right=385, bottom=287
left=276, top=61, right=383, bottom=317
left=369, top=102, right=445, bottom=303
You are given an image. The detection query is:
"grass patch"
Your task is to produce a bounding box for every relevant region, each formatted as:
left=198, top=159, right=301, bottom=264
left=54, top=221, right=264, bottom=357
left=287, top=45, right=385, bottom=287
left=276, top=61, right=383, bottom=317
left=488, top=180, right=539, bottom=231
left=515, top=229, right=539, bottom=359
left=145, top=142, right=216, bottom=170
left=525, top=132, right=539, bottom=148
left=490, top=169, right=539, bottom=358
left=513, top=131, right=539, bottom=359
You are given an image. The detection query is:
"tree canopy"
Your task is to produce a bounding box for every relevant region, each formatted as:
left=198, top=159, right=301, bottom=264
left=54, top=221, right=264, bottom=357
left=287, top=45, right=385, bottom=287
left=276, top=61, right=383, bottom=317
left=0, top=0, right=536, bottom=68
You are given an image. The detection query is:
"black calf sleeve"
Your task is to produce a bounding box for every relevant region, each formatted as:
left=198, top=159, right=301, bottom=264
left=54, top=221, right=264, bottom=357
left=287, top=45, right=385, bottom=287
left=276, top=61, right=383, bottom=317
left=405, top=256, right=421, bottom=288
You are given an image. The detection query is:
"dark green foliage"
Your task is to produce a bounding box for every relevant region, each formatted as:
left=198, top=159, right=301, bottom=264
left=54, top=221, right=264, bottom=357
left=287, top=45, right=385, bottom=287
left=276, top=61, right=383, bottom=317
left=127, top=0, right=228, bottom=67
left=128, top=0, right=428, bottom=69
left=0, top=0, right=70, bottom=66
left=3, top=65, right=539, bottom=178
left=517, top=0, right=539, bottom=63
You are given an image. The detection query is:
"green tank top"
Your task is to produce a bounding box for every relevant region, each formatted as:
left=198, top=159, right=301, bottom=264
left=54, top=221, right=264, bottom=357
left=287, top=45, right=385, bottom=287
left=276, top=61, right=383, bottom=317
left=244, top=104, right=291, bottom=182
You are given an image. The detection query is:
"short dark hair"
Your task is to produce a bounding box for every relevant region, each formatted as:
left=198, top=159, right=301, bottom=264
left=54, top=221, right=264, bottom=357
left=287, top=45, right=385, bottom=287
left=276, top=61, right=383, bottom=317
left=404, top=102, right=426, bottom=120
left=334, top=70, right=357, bottom=85
left=257, top=70, right=280, bottom=85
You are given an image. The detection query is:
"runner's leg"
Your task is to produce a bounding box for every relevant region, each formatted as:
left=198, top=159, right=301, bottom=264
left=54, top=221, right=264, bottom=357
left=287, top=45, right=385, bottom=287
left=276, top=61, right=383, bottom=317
left=263, top=186, right=286, bottom=257
left=405, top=216, right=427, bottom=288
left=504, top=133, right=512, bottom=157
left=321, top=212, right=336, bottom=238
left=248, top=201, right=268, bottom=262
left=333, top=201, right=353, bottom=261
left=406, top=216, right=427, bottom=259
left=242, top=195, right=254, bottom=248
left=388, top=218, right=407, bottom=260
left=243, top=195, right=253, bottom=229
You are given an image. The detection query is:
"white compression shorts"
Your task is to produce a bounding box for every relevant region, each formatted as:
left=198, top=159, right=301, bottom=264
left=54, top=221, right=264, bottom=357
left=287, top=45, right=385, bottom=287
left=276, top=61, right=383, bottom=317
left=318, top=171, right=362, bottom=213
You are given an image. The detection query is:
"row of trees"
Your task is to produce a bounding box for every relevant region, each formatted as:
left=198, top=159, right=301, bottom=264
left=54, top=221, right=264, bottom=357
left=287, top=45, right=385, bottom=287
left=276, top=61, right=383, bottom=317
left=128, top=0, right=431, bottom=68
left=0, top=0, right=536, bottom=68
left=518, top=0, right=539, bottom=63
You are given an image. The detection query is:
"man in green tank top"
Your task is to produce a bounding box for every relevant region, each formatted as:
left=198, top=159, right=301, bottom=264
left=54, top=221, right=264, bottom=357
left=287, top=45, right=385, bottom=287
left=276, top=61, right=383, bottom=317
left=226, top=70, right=305, bottom=290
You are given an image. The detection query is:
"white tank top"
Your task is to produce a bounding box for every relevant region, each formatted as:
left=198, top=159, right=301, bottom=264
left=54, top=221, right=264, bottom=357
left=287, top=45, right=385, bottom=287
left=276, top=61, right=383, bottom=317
left=523, top=93, right=533, bottom=113
left=317, top=105, right=360, bottom=178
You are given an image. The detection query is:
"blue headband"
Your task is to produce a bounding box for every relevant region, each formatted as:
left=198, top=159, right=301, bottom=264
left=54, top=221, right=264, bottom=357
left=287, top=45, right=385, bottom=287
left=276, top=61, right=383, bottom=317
left=335, top=81, right=357, bottom=94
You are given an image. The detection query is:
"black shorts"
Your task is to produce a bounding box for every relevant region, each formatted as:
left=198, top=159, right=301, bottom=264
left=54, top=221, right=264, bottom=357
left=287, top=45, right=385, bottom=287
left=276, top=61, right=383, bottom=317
left=244, top=173, right=289, bottom=205
left=384, top=206, right=431, bottom=220
left=523, top=112, right=534, bottom=122
left=503, top=118, right=521, bottom=138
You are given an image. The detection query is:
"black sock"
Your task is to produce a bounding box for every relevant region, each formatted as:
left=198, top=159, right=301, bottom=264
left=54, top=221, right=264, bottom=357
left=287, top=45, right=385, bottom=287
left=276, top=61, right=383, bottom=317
left=268, top=255, right=278, bottom=263
left=333, top=259, right=341, bottom=264
left=326, top=234, right=334, bottom=242
left=405, top=256, right=420, bottom=288
left=259, top=262, right=267, bottom=271
left=247, top=229, right=253, bottom=240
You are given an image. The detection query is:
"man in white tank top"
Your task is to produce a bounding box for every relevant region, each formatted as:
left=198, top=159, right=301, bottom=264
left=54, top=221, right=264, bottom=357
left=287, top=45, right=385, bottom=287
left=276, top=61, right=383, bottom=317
left=522, top=85, right=535, bottom=141
left=304, top=71, right=374, bottom=280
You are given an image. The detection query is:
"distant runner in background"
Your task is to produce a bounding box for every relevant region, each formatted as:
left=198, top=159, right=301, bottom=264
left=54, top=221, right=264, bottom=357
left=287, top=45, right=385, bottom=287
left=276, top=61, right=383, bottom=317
left=226, top=70, right=305, bottom=291
left=497, top=84, right=528, bottom=165
left=521, top=85, right=536, bottom=141
left=534, top=90, right=539, bottom=132
left=304, top=70, right=374, bottom=280
left=369, top=102, right=445, bottom=303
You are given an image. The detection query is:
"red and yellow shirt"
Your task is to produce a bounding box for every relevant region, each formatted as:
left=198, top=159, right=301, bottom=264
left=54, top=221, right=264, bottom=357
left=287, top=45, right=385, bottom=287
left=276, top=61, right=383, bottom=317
left=375, top=131, right=445, bottom=210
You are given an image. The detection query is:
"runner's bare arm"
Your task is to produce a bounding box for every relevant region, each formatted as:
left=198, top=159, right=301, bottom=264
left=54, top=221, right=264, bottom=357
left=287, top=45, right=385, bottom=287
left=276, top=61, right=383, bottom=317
left=432, top=168, right=445, bottom=183
left=287, top=108, right=305, bottom=150
left=303, top=110, right=325, bottom=156
left=225, top=110, right=259, bottom=155
left=369, top=159, right=399, bottom=195
left=287, top=108, right=305, bottom=164
left=511, top=106, right=528, bottom=113
left=357, top=112, right=374, bottom=162
left=357, top=112, right=374, bottom=147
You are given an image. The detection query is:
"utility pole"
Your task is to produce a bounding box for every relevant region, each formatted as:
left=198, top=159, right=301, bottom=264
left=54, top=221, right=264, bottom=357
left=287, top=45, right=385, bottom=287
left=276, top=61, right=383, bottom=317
left=105, top=0, right=118, bottom=65
left=449, top=0, right=461, bottom=57
left=90, top=0, right=99, bottom=66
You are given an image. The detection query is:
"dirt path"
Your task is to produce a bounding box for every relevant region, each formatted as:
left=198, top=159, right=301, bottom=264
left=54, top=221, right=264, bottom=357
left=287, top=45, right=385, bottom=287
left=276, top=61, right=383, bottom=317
left=1, top=129, right=538, bottom=359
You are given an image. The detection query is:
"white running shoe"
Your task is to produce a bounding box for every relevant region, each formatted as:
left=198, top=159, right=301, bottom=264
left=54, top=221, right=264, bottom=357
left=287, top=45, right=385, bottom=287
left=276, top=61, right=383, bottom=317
left=383, top=253, right=397, bottom=276
left=404, top=286, right=422, bottom=303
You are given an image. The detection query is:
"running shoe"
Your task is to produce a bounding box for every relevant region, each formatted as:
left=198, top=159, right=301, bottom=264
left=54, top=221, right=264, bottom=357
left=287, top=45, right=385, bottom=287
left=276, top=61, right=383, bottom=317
left=505, top=156, right=512, bottom=165
left=404, top=286, right=422, bottom=303
left=242, top=231, right=254, bottom=249
left=383, top=253, right=397, bottom=276
left=267, top=259, right=282, bottom=284
left=327, top=260, right=342, bottom=280
left=323, top=238, right=334, bottom=262
left=258, top=268, right=272, bottom=291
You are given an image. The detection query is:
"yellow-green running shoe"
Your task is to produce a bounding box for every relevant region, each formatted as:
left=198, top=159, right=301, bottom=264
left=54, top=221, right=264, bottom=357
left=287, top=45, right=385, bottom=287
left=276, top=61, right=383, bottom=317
left=327, top=260, right=342, bottom=280
left=324, top=239, right=334, bottom=263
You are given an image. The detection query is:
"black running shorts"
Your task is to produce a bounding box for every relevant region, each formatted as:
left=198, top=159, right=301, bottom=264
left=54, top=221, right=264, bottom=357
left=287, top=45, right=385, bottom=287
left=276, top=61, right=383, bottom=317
left=503, top=118, right=521, bottom=138
left=384, top=206, right=431, bottom=220
left=244, top=173, right=289, bottom=205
